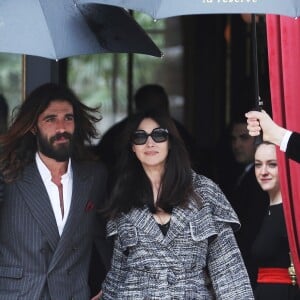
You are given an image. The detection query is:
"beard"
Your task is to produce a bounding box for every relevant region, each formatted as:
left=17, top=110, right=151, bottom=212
left=36, top=130, right=74, bottom=162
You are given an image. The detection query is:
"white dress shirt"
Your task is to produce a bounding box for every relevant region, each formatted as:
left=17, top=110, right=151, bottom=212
left=280, top=130, right=293, bottom=152
left=35, top=153, right=73, bottom=236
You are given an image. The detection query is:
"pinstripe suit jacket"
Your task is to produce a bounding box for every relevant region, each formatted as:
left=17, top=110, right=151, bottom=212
left=102, top=173, right=254, bottom=300
left=0, top=160, right=108, bottom=300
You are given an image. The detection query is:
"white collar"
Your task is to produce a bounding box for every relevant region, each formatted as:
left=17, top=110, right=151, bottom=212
left=35, top=152, right=72, bottom=181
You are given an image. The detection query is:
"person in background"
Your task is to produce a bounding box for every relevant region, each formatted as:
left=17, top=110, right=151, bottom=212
left=0, top=94, right=8, bottom=134
left=95, top=110, right=254, bottom=299
left=94, top=84, right=208, bottom=175
left=246, top=110, right=300, bottom=163
left=0, top=83, right=111, bottom=300
left=252, top=141, right=300, bottom=299
left=215, top=114, right=269, bottom=288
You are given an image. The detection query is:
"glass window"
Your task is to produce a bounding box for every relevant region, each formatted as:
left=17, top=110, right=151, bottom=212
left=67, top=14, right=183, bottom=143
left=68, top=53, right=128, bottom=139
left=132, top=14, right=184, bottom=122
left=0, top=54, right=22, bottom=130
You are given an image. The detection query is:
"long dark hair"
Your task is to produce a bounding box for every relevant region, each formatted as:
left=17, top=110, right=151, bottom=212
left=104, top=111, right=198, bottom=219
left=0, top=83, right=101, bottom=182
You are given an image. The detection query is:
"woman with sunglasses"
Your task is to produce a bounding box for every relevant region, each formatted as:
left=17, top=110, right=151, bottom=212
left=100, top=110, right=254, bottom=299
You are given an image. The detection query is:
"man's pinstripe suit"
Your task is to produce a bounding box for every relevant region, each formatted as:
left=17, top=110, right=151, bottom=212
left=0, top=160, right=108, bottom=300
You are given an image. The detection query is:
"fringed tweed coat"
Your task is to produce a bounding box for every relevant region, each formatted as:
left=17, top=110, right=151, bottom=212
left=102, top=172, right=254, bottom=299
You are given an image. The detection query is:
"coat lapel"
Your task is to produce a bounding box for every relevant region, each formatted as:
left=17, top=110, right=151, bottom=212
left=162, top=206, right=194, bottom=246
left=17, top=163, right=60, bottom=251
left=126, top=205, right=195, bottom=246
left=126, top=207, right=165, bottom=244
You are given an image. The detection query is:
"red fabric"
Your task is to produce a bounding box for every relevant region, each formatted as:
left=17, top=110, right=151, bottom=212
left=257, top=268, right=292, bottom=284
left=266, top=15, right=300, bottom=286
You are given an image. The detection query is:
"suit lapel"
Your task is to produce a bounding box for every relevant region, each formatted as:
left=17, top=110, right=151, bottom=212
left=17, top=162, right=60, bottom=251
left=48, top=161, right=93, bottom=272
left=18, top=161, right=94, bottom=272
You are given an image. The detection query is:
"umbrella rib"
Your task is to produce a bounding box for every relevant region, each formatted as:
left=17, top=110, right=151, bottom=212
left=38, top=0, right=60, bottom=59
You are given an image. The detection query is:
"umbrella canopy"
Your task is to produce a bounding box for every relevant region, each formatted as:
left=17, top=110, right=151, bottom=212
left=77, top=0, right=300, bottom=19
left=0, top=0, right=161, bottom=60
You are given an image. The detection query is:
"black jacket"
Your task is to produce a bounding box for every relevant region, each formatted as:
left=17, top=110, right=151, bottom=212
left=286, top=132, right=300, bottom=163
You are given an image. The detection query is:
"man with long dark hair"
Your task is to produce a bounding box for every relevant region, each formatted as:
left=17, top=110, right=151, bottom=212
left=0, top=83, right=110, bottom=299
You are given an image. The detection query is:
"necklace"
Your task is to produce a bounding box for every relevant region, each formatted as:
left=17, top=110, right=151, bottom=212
left=268, top=197, right=282, bottom=216
left=268, top=202, right=282, bottom=216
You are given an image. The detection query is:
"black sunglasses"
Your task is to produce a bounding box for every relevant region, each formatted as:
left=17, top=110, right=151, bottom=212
left=132, top=128, right=169, bottom=145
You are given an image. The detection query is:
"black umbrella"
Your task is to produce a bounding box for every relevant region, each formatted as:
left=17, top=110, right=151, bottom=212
left=0, top=0, right=161, bottom=60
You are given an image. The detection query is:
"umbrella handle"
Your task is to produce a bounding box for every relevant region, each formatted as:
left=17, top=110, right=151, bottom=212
left=254, top=96, right=263, bottom=145
left=251, top=14, right=263, bottom=145
left=251, top=14, right=262, bottom=111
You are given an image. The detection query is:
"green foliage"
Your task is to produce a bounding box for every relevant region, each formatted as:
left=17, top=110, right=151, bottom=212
left=68, top=53, right=128, bottom=113
left=0, top=54, right=22, bottom=121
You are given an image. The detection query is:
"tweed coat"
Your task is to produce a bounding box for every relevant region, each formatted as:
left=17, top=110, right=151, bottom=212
left=0, top=160, right=108, bottom=300
left=102, top=172, right=254, bottom=300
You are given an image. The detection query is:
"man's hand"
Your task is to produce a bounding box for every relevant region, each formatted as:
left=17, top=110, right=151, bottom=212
left=245, top=110, right=287, bottom=146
